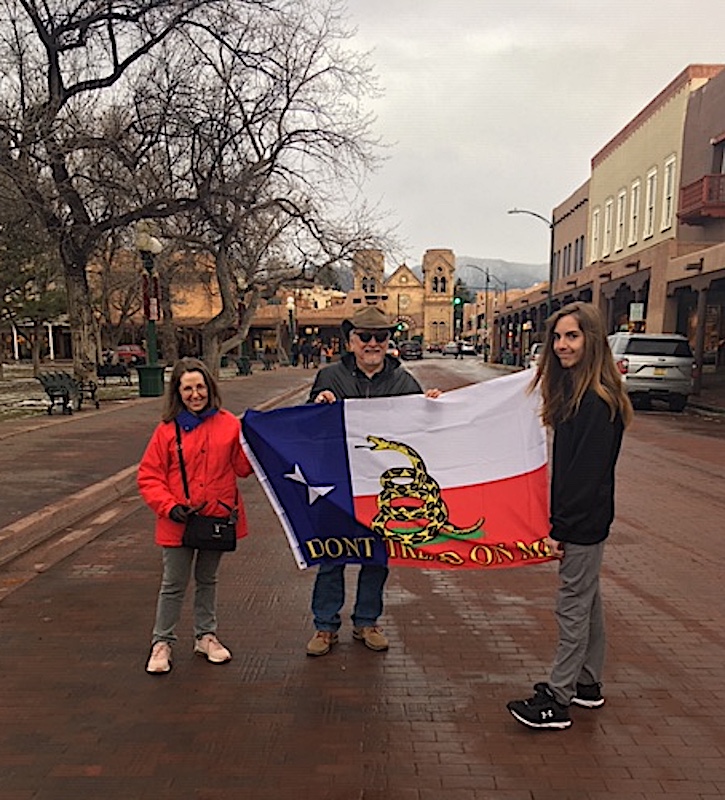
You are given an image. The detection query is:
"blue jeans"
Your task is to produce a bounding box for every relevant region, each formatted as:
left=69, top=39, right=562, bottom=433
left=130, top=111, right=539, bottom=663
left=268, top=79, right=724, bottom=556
left=311, top=563, right=389, bottom=632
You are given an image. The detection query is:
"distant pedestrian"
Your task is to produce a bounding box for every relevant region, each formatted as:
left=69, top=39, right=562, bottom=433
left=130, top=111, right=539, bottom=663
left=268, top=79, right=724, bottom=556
left=456, top=341, right=463, bottom=359
left=507, top=302, right=633, bottom=729
left=138, top=357, right=253, bottom=675
left=301, top=339, right=312, bottom=369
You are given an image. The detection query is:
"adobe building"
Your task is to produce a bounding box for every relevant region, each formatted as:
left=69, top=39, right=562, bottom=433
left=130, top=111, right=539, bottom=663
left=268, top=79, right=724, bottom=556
left=495, top=63, right=725, bottom=376
left=239, top=248, right=458, bottom=359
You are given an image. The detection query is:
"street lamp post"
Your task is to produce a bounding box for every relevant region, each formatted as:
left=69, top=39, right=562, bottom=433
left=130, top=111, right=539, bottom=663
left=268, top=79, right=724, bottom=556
left=507, top=208, right=555, bottom=318
left=464, top=264, right=507, bottom=361
left=135, top=224, right=166, bottom=397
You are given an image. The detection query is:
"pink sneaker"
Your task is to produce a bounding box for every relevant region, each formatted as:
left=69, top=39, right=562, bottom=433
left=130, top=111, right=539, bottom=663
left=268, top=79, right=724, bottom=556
left=194, top=633, right=232, bottom=664
left=146, top=642, right=172, bottom=674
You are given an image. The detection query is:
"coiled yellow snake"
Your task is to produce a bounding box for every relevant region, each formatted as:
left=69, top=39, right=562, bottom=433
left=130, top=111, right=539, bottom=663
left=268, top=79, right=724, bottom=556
left=361, top=435, right=484, bottom=546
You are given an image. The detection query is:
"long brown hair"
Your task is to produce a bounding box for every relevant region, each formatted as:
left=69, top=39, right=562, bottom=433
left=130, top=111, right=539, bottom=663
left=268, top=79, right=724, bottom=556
left=531, top=302, right=633, bottom=428
left=161, top=357, right=223, bottom=422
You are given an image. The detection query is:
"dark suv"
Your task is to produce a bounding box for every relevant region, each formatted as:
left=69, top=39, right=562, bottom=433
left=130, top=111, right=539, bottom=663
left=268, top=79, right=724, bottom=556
left=398, top=340, right=423, bottom=360
left=607, top=332, right=695, bottom=412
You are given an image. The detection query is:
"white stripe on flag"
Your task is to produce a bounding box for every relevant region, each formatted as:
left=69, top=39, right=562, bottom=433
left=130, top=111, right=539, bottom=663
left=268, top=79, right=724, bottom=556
left=345, top=370, right=545, bottom=496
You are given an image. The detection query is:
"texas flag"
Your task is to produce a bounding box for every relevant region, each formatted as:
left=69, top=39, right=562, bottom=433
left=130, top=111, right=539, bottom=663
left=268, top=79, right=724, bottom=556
left=241, top=369, right=552, bottom=570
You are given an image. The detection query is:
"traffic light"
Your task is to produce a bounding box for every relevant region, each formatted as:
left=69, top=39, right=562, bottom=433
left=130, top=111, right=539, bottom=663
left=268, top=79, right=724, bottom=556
left=453, top=296, right=463, bottom=306
left=396, top=321, right=405, bottom=332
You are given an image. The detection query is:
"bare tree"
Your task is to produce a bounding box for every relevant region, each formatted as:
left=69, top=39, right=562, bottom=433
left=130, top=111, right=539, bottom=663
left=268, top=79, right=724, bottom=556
left=172, top=0, right=392, bottom=371
left=0, top=0, right=270, bottom=374
left=0, top=0, right=392, bottom=378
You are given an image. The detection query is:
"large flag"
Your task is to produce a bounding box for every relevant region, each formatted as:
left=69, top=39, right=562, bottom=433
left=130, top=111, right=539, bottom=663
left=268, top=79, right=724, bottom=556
left=241, top=369, right=552, bottom=571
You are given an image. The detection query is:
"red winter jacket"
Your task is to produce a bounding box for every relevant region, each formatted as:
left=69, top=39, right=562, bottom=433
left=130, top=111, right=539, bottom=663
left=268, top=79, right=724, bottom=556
left=137, top=409, right=253, bottom=546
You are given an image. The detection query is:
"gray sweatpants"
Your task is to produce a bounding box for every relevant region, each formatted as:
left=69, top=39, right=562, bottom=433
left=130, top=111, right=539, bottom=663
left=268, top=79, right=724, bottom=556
left=151, top=546, right=224, bottom=645
left=549, top=540, right=606, bottom=706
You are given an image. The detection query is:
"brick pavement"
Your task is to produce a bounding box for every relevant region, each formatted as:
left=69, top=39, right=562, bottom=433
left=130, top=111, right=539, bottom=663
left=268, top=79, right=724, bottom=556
left=0, top=362, right=724, bottom=799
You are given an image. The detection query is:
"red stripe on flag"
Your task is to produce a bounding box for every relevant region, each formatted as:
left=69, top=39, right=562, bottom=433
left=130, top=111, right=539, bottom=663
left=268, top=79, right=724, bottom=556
left=353, top=464, right=551, bottom=570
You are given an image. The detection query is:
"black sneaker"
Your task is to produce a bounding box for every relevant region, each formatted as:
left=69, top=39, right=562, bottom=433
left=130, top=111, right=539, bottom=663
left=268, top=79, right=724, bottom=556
left=507, top=683, right=572, bottom=730
left=571, top=682, right=605, bottom=708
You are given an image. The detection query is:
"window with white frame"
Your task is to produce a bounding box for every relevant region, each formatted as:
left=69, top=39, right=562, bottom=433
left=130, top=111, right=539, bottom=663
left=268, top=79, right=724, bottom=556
left=628, top=180, right=640, bottom=245
left=615, top=190, right=626, bottom=251
left=590, top=207, right=601, bottom=263
left=661, top=156, right=676, bottom=231
left=602, top=198, right=613, bottom=257
left=644, top=168, right=657, bottom=238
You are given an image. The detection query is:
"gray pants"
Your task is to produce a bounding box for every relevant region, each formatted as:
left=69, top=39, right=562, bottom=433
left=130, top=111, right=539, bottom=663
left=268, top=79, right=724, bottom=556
left=549, top=541, right=606, bottom=706
left=151, top=546, right=224, bottom=645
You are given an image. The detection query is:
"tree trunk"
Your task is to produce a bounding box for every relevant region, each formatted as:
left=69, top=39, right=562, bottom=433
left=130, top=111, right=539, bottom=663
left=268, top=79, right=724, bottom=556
left=201, top=329, right=222, bottom=379
left=159, top=270, right=178, bottom=365
left=199, top=246, right=242, bottom=379
left=65, top=259, right=98, bottom=378
left=31, top=321, right=43, bottom=377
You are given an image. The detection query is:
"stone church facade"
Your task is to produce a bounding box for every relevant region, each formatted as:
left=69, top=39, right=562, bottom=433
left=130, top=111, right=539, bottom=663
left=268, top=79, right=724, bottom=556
left=351, top=248, right=456, bottom=344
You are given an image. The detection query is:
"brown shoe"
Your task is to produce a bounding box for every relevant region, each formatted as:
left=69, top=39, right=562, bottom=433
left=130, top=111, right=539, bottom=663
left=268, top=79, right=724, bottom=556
left=146, top=642, right=172, bottom=674
left=306, top=630, right=338, bottom=656
left=352, top=625, right=389, bottom=651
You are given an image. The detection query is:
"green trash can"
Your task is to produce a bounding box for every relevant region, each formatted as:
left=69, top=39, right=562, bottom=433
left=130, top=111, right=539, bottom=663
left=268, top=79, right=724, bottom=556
left=137, top=364, right=166, bottom=397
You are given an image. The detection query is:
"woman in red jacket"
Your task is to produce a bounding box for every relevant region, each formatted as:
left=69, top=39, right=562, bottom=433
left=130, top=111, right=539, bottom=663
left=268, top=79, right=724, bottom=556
left=138, top=357, right=252, bottom=675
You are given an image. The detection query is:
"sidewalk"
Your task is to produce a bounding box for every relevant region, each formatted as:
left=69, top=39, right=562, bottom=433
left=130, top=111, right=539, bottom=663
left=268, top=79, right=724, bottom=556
left=690, top=366, right=725, bottom=414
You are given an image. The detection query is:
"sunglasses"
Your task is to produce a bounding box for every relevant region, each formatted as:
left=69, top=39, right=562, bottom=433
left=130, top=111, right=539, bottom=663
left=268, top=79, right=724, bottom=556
left=353, top=330, right=390, bottom=343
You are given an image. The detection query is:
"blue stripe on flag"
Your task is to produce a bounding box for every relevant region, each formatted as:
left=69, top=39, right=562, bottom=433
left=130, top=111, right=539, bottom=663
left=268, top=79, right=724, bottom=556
left=242, top=402, right=387, bottom=568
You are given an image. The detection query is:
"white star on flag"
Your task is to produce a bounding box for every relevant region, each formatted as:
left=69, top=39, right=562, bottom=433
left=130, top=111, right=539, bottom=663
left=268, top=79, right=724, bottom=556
left=284, top=464, right=335, bottom=505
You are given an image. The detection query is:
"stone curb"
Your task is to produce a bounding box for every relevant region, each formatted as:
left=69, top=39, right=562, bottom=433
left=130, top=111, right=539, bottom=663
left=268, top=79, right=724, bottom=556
left=0, top=466, right=138, bottom=567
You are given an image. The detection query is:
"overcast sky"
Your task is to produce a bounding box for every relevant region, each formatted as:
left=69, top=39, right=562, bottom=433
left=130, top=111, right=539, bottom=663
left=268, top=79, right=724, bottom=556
left=344, top=0, right=725, bottom=267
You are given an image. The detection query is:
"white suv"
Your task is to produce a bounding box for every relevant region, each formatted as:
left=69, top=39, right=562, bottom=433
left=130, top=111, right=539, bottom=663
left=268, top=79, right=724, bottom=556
left=607, top=332, right=695, bottom=412
left=526, top=342, right=544, bottom=369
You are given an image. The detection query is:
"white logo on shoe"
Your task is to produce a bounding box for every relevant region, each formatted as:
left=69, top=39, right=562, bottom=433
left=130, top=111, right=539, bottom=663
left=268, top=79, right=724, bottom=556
left=541, top=710, right=554, bottom=719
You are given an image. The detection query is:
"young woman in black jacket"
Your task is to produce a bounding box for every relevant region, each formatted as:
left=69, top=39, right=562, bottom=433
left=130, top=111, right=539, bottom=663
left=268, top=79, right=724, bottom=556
left=507, top=302, right=633, bottom=729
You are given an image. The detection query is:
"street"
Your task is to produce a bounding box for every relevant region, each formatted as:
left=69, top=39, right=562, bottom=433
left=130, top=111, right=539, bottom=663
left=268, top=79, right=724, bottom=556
left=1, top=357, right=724, bottom=799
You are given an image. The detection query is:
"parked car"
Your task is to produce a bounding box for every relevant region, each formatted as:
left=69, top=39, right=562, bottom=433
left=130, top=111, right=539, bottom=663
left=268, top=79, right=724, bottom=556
left=442, top=341, right=475, bottom=356
left=387, top=340, right=400, bottom=358
left=607, top=332, right=695, bottom=411
left=112, top=344, right=146, bottom=365
left=398, top=340, right=423, bottom=360
left=525, top=342, right=544, bottom=369
left=427, top=342, right=443, bottom=353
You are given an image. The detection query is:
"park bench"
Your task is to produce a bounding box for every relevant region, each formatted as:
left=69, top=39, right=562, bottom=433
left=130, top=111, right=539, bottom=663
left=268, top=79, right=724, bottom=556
left=96, top=362, right=132, bottom=386
left=36, top=371, right=100, bottom=415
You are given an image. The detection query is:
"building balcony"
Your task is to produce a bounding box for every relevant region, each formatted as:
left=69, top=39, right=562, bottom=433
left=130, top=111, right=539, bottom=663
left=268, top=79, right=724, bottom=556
left=678, top=174, right=725, bottom=224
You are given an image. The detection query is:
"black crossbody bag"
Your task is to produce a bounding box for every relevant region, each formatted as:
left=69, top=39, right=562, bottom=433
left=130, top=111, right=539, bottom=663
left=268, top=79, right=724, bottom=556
left=174, top=422, right=237, bottom=551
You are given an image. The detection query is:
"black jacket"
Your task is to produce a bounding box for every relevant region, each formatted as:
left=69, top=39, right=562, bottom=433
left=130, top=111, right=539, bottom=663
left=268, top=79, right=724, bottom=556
left=308, top=352, right=422, bottom=401
left=549, top=390, right=624, bottom=545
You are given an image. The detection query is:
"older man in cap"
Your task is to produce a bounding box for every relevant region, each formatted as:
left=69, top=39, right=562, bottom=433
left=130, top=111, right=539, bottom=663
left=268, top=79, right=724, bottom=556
left=306, top=306, right=440, bottom=656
